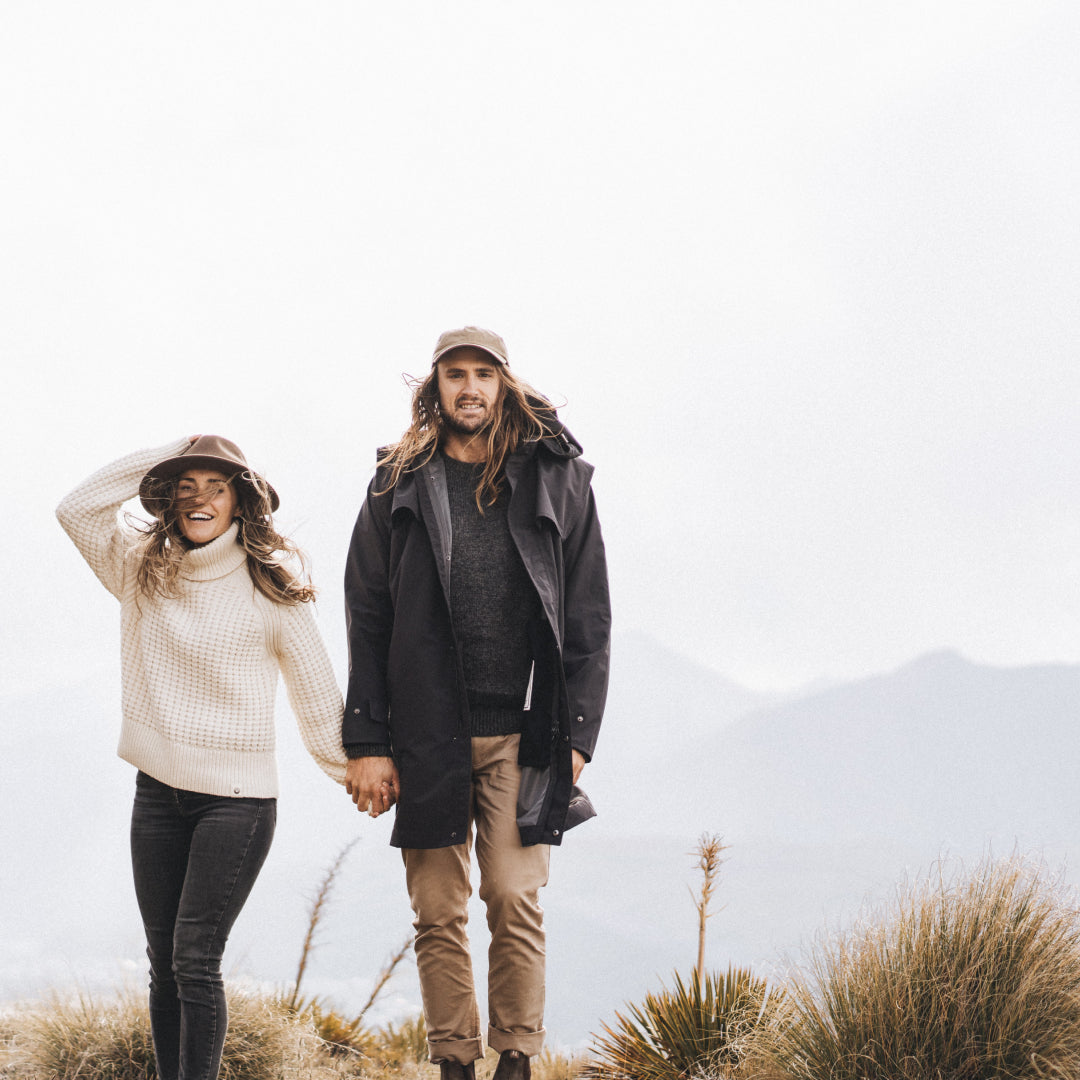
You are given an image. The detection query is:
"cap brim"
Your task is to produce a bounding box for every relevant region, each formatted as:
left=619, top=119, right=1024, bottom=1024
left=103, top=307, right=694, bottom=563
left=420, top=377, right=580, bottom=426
left=432, top=345, right=508, bottom=366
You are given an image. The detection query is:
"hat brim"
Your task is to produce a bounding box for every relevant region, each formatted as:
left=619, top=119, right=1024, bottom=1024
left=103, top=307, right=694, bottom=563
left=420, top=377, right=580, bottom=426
left=139, top=454, right=280, bottom=514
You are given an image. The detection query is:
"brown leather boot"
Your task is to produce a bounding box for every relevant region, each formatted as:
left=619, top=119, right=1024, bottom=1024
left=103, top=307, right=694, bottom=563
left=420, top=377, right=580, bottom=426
left=439, top=1062, right=476, bottom=1080
left=492, top=1050, right=531, bottom=1080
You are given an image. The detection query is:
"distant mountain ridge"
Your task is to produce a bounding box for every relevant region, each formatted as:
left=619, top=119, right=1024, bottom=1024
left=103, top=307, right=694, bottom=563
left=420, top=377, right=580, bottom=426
left=700, top=648, right=1080, bottom=849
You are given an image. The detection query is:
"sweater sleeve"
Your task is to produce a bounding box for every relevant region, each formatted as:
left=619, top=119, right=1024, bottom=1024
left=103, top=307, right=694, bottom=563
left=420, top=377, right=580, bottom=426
left=275, top=600, right=348, bottom=785
left=55, top=438, right=192, bottom=600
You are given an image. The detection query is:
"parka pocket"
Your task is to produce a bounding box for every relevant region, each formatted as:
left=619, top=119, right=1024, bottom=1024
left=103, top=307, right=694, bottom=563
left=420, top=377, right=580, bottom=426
left=516, top=765, right=596, bottom=833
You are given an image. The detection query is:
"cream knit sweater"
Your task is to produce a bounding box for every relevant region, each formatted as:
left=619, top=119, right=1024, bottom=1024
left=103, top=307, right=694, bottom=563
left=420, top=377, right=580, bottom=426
left=57, top=439, right=347, bottom=798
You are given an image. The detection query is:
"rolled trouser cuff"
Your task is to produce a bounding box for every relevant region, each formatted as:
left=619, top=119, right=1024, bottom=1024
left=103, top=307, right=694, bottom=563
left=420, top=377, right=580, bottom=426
left=488, top=1026, right=546, bottom=1057
left=428, top=1035, right=485, bottom=1065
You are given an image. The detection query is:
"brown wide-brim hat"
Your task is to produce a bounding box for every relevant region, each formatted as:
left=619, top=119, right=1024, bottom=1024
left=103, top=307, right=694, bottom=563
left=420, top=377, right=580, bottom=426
left=139, top=435, right=279, bottom=514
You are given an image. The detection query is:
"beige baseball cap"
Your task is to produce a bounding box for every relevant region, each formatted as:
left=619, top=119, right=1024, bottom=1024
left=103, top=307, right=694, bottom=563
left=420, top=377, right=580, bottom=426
left=431, top=326, right=509, bottom=367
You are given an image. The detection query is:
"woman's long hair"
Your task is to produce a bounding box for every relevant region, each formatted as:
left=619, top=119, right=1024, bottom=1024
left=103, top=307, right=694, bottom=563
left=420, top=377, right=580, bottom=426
left=134, top=473, right=315, bottom=605
left=377, top=364, right=562, bottom=508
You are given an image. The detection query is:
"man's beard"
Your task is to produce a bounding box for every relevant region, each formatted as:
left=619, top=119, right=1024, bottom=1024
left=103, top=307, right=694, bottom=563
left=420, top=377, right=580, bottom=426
left=441, top=412, right=492, bottom=438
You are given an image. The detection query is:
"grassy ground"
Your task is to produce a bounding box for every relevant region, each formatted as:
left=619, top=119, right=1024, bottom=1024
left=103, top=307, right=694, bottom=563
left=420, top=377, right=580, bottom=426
left=6, top=853, right=1080, bottom=1079
left=0, top=995, right=584, bottom=1080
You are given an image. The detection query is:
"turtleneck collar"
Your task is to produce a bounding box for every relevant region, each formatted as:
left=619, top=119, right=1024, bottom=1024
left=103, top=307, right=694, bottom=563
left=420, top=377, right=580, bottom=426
left=180, top=521, right=248, bottom=581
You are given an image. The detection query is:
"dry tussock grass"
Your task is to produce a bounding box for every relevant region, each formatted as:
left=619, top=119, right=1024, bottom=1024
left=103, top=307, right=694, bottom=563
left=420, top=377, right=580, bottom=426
left=765, top=853, right=1080, bottom=1080
left=0, top=989, right=359, bottom=1080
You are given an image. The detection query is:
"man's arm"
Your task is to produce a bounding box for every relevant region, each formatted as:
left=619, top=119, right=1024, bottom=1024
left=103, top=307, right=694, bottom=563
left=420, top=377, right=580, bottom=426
left=343, top=473, right=399, bottom=815
left=561, top=481, right=611, bottom=764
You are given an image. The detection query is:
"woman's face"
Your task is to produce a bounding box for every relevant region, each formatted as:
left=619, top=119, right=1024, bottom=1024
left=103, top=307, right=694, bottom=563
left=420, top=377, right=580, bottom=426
left=174, top=469, right=238, bottom=545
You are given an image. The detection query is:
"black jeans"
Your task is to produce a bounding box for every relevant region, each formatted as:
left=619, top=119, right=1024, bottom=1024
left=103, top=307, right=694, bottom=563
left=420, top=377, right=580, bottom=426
left=130, top=771, right=276, bottom=1080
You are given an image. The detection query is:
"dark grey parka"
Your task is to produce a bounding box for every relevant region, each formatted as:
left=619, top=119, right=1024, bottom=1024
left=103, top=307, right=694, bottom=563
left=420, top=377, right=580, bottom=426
left=343, top=425, right=611, bottom=849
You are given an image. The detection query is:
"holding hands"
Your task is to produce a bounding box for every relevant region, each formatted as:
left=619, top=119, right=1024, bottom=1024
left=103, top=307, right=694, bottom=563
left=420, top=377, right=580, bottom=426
left=345, top=756, right=400, bottom=819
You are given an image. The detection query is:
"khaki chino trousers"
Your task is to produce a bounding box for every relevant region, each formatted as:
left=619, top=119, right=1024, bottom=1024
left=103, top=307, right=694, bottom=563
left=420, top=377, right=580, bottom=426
left=402, top=734, right=550, bottom=1064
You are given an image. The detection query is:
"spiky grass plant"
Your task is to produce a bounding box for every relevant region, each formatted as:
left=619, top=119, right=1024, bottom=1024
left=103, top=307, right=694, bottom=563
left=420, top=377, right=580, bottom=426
left=769, top=854, right=1080, bottom=1080
left=585, top=967, right=782, bottom=1080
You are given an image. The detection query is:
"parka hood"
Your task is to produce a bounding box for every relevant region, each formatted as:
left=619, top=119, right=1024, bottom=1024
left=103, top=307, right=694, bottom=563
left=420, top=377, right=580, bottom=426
left=527, top=396, right=583, bottom=461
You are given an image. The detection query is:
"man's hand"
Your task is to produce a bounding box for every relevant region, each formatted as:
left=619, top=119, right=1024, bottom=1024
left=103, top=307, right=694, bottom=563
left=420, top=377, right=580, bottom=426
left=572, top=749, right=586, bottom=785
left=345, top=756, right=400, bottom=818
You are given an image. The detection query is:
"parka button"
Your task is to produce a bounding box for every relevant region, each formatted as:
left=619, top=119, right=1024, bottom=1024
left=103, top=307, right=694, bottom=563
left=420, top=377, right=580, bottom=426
left=576, top=715, right=584, bottom=723
left=233, top=787, right=240, bottom=795
left=553, top=829, right=560, bottom=836
left=353, top=708, right=361, bottom=714
left=451, top=832, right=457, bottom=839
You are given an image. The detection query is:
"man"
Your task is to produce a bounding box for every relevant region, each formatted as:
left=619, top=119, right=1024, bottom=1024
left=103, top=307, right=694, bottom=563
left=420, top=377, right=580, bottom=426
left=343, top=326, right=610, bottom=1080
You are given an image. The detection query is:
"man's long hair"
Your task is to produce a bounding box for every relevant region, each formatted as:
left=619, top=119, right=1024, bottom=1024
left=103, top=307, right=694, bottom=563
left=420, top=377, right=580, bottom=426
left=134, top=475, right=316, bottom=605
left=378, top=363, right=561, bottom=507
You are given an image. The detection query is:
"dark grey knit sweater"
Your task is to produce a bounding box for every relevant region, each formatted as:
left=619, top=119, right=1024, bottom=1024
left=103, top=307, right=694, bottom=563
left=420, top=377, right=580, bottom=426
left=443, top=452, right=538, bottom=736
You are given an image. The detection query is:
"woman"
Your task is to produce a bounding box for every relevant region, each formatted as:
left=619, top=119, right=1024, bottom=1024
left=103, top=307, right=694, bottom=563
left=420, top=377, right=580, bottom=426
left=56, top=434, right=346, bottom=1080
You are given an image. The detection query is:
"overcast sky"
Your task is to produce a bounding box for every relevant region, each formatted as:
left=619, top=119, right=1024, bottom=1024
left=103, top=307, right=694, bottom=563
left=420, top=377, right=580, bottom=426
left=3, top=1, right=1078, bottom=694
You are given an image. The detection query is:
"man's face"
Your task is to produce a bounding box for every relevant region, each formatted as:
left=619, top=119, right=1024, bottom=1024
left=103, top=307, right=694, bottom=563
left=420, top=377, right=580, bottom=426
left=436, top=348, right=504, bottom=436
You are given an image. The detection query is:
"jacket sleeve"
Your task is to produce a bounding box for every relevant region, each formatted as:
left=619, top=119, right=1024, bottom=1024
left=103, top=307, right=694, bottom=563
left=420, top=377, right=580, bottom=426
left=561, top=481, right=611, bottom=761
left=343, top=473, right=395, bottom=754
left=55, top=438, right=192, bottom=600
left=275, top=600, right=348, bottom=784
